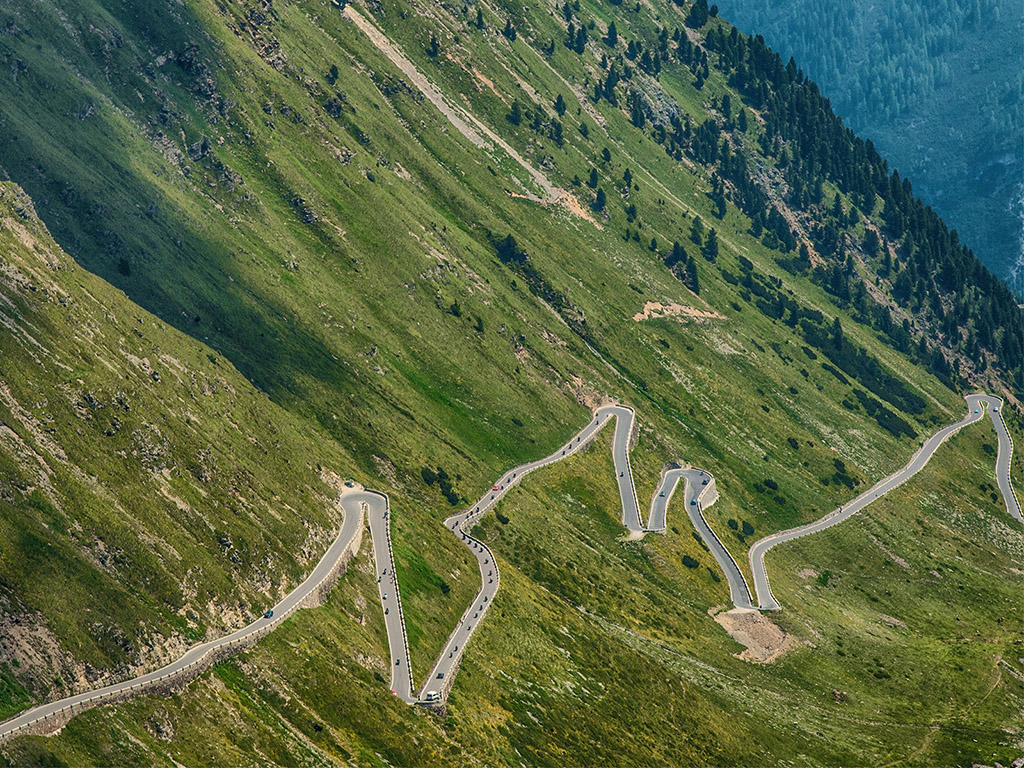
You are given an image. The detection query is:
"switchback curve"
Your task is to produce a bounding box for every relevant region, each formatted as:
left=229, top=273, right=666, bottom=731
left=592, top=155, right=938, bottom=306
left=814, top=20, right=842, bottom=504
left=1, top=395, right=1017, bottom=734
left=748, top=394, right=1021, bottom=611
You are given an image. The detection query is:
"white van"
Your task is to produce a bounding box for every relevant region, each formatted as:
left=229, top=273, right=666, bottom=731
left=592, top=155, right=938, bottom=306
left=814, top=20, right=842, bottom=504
left=423, top=690, right=441, bottom=703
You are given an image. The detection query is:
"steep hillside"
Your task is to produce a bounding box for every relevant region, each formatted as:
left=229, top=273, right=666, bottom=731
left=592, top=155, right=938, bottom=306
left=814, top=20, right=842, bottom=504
left=0, top=181, right=358, bottom=707
left=0, top=0, right=1021, bottom=764
left=714, top=0, right=1024, bottom=295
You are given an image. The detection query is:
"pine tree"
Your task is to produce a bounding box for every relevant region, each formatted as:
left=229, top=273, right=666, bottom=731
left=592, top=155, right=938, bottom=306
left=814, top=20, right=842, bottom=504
left=553, top=94, right=567, bottom=116
left=588, top=167, right=599, bottom=188
left=604, top=21, right=618, bottom=47
left=506, top=101, right=522, bottom=126
left=690, top=216, right=705, bottom=246
left=574, top=25, right=588, bottom=54
left=502, top=19, right=517, bottom=41
left=831, top=316, right=844, bottom=347
left=550, top=120, right=564, bottom=147
left=686, top=0, right=709, bottom=29
left=629, top=91, right=645, bottom=128
left=702, top=228, right=719, bottom=260
left=665, top=241, right=686, bottom=267
left=593, top=187, right=607, bottom=211
left=686, top=254, right=700, bottom=293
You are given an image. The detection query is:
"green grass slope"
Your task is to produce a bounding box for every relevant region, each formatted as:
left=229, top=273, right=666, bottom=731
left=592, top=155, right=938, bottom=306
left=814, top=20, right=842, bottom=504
left=0, top=0, right=1020, bottom=764
left=0, top=182, right=356, bottom=708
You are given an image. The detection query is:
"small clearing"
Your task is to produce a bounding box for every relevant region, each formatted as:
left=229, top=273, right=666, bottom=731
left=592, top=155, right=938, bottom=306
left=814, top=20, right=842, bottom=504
left=713, top=608, right=798, bottom=663
left=633, top=301, right=726, bottom=322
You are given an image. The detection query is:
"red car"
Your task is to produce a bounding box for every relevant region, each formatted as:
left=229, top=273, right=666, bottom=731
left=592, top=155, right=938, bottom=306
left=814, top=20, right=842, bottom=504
left=492, top=485, right=500, bottom=491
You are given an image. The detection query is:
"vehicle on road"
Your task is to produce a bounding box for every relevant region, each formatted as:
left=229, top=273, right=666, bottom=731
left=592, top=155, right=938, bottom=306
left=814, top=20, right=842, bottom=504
left=620, top=471, right=624, bottom=477
left=383, top=594, right=387, bottom=600
left=396, top=658, right=401, bottom=665
left=492, top=485, right=500, bottom=491
left=264, top=610, right=274, bottom=619
left=424, top=691, right=441, bottom=703
left=659, top=491, right=665, bottom=497
left=344, top=480, right=355, bottom=487
left=691, top=499, right=697, bottom=505
left=437, top=672, right=445, bottom=679
left=702, top=478, right=709, bottom=485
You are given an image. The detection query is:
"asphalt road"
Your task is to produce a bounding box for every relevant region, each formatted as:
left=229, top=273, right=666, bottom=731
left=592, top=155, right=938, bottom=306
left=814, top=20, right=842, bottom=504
left=4, top=394, right=1017, bottom=732
left=0, top=486, right=367, bottom=741
left=677, top=468, right=756, bottom=610
left=420, top=405, right=633, bottom=700
left=417, top=405, right=752, bottom=701
left=352, top=490, right=416, bottom=703
left=989, top=400, right=1022, bottom=523
left=748, top=394, right=1017, bottom=611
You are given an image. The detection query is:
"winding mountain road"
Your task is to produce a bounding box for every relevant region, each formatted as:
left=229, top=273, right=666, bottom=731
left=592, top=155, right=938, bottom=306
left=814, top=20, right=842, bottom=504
left=0, top=487, right=367, bottom=741
left=1, top=393, right=1017, bottom=737
left=748, top=394, right=1021, bottom=611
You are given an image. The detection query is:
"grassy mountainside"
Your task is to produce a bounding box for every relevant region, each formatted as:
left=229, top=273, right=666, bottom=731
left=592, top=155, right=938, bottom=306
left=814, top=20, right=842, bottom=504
left=0, top=181, right=357, bottom=708
left=0, top=0, right=1021, bottom=764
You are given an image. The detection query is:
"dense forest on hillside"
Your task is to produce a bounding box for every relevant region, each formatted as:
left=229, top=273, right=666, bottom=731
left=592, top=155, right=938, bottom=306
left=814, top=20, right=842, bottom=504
left=714, top=0, right=1024, bottom=295
left=549, top=0, right=1024, bottom=393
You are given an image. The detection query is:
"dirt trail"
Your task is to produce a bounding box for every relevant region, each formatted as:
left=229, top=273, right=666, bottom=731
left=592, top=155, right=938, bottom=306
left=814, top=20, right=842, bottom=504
left=345, top=7, right=593, bottom=222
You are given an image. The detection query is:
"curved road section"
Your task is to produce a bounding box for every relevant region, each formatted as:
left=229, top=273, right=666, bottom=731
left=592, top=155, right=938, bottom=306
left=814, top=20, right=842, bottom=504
left=0, top=486, right=367, bottom=742
left=411, top=405, right=747, bottom=703
left=748, top=394, right=1020, bottom=611
left=3, top=394, right=1016, bottom=732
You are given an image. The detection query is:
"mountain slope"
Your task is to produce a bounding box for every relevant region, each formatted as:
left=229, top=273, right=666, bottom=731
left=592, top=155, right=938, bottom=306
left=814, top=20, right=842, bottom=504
left=0, top=0, right=1021, bottom=764
left=714, top=0, right=1024, bottom=295
left=0, top=180, right=367, bottom=704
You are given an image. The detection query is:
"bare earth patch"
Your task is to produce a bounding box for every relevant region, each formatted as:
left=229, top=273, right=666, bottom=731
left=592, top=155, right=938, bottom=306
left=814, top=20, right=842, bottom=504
left=632, top=301, right=726, bottom=323
left=713, top=608, right=799, bottom=663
